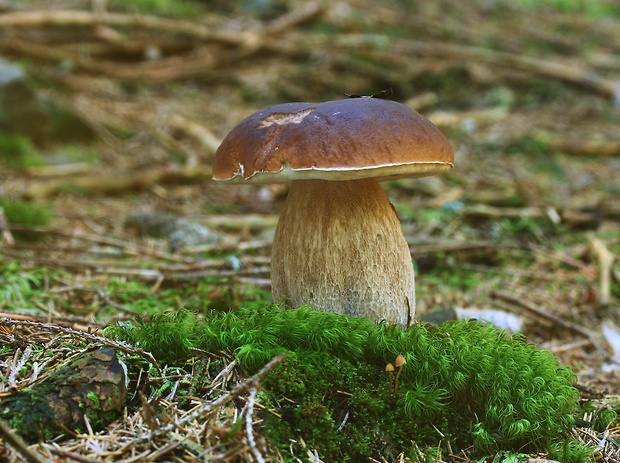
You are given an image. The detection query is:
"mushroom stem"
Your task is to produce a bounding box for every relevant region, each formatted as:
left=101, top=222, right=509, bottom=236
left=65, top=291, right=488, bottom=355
left=394, top=355, right=406, bottom=395
left=271, top=178, right=415, bottom=327
left=385, top=363, right=395, bottom=390
left=394, top=367, right=403, bottom=395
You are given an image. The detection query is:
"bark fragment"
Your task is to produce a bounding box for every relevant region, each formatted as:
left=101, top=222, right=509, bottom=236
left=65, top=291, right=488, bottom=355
left=0, top=348, right=126, bottom=443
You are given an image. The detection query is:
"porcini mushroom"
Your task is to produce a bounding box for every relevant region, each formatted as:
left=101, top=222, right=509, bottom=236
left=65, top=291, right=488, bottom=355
left=212, top=98, right=453, bottom=327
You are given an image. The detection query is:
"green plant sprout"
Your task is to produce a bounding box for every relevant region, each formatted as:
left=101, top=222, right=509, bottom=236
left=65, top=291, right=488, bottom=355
left=107, top=304, right=592, bottom=462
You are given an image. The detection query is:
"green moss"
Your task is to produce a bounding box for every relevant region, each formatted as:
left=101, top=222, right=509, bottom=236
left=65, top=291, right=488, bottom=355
left=107, top=305, right=588, bottom=461
left=419, top=264, right=484, bottom=295
left=0, top=198, right=52, bottom=241
left=518, top=79, right=576, bottom=106
left=506, top=133, right=553, bottom=156
left=581, top=399, right=618, bottom=433
left=0, top=258, right=271, bottom=321
left=105, top=277, right=271, bottom=316
left=493, top=216, right=557, bottom=241
left=414, top=68, right=477, bottom=106
left=1, top=348, right=127, bottom=443
left=108, top=0, right=202, bottom=17
left=114, top=310, right=197, bottom=364
left=0, top=388, right=60, bottom=442
left=513, top=0, right=620, bottom=18
left=0, top=198, right=52, bottom=225
left=0, top=134, right=44, bottom=169
left=86, top=390, right=100, bottom=405
left=0, top=260, right=56, bottom=309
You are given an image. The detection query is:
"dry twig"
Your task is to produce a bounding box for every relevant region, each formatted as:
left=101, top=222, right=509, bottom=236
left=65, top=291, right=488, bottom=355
left=332, top=34, right=620, bottom=100
left=25, top=166, right=213, bottom=198
left=246, top=386, right=265, bottom=463
left=0, top=10, right=248, bottom=43
left=124, top=353, right=286, bottom=449
left=588, top=235, right=616, bottom=306
left=0, top=419, right=48, bottom=463
left=491, top=291, right=618, bottom=366
left=549, top=139, right=620, bottom=157
left=0, top=318, right=161, bottom=373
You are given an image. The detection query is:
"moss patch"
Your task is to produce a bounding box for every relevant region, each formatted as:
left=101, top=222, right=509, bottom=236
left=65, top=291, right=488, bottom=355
left=0, top=134, right=44, bottom=169
left=107, top=305, right=589, bottom=461
left=0, top=198, right=52, bottom=241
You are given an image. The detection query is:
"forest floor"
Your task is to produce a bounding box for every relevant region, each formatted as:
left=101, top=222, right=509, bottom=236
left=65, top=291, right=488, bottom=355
left=0, top=0, right=619, bottom=461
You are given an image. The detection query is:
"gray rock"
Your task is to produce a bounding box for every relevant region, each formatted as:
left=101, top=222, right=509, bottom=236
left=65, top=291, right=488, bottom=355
left=168, top=220, right=221, bottom=252
left=124, top=212, right=180, bottom=238
left=125, top=211, right=221, bottom=252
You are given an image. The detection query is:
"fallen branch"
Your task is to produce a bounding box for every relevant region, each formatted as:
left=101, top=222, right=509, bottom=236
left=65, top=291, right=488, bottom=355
left=0, top=3, right=326, bottom=82
left=549, top=139, right=620, bottom=157
left=428, top=106, right=509, bottom=130
left=491, top=291, right=617, bottom=365
left=25, top=163, right=93, bottom=178
left=0, top=2, right=325, bottom=42
left=25, top=165, right=213, bottom=198
left=167, top=113, right=222, bottom=156
left=333, top=34, right=620, bottom=100
left=0, top=312, right=98, bottom=332
left=491, top=291, right=594, bottom=339
left=0, top=249, right=271, bottom=284
left=0, top=10, right=249, bottom=43
left=198, top=214, right=279, bottom=231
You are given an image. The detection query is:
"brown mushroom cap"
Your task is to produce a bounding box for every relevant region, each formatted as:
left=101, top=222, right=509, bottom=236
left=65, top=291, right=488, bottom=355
left=212, top=98, right=453, bottom=183
left=212, top=97, right=454, bottom=327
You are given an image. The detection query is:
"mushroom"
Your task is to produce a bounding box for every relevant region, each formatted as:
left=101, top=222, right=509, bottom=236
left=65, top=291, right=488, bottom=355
left=385, top=362, right=395, bottom=389
left=394, top=354, right=407, bottom=395
left=212, top=98, right=453, bottom=327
